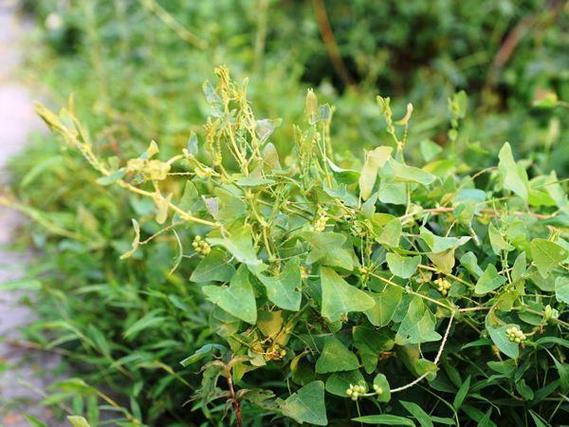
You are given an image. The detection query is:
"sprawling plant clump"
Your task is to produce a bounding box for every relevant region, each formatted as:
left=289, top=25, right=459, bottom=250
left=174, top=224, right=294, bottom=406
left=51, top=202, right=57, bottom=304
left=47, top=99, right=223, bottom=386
left=33, top=68, right=569, bottom=426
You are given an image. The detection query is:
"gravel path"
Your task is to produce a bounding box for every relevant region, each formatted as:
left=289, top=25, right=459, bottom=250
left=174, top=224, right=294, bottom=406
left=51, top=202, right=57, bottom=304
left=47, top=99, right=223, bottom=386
left=0, top=2, right=63, bottom=425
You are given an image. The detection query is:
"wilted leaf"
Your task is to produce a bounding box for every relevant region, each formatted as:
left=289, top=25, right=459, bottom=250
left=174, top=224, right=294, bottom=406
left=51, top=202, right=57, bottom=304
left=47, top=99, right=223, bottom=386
left=120, top=219, right=141, bottom=260
left=359, top=146, right=392, bottom=200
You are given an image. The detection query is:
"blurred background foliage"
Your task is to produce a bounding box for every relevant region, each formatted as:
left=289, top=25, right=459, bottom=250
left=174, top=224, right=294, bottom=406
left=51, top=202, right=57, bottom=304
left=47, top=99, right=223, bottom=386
left=5, top=0, right=569, bottom=424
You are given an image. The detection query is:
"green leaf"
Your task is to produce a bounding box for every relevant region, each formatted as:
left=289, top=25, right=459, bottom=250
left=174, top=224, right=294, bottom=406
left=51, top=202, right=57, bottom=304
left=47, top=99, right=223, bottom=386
left=474, top=264, right=506, bottom=295
left=555, top=277, right=569, bottom=304
left=395, top=297, right=442, bottom=345
left=498, top=142, right=528, bottom=201
left=202, top=266, right=257, bottom=324
left=373, top=373, right=391, bottom=403
left=488, top=223, right=513, bottom=254
left=0, top=279, right=42, bottom=291
left=320, top=267, right=375, bottom=322
left=386, top=253, right=421, bottom=279
left=67, top=416, right=92, bottom=427
left=96, top=169, right=126, bottom=186
left=531, top=239, right=567, bottom=277
left=420, top=228, right=470, bottom=253
left=515, top=379, right=534, bottom=400
left=324, top=185, right=358, bottom=208
left=551, top=357, right=569, bottom=393
left=378, top=179, right=407, bottom=205
left=304, top=232, right=354, bottom=271
left=353, top=326, right=394, bottom=373
left=400, top=401, right=433, bottom=427
left=123, top=309, right=166, bottom=341
left=180, top=344, right=226, bottom=367
left=511, top=252, right=527, bottom=282
left=389, top=159, right=436, bottom=186
left=325, top=370, right=365, bottom=397
left=262, top=142, right=281, bottom=170
left=486, top=319, right=519, bottom=359
left=280, top=381, right=327, bottom=426
left=529, top=411, right=550, bottom=427
left=256, top=258, right=302, bottom=311
left=377, top=218, right=402, bottom=247
left=315, top=336, right=360, bottom=373
left=327, top=159, right=359, bottom=185
left=365, top=284, right=403, bottom=327
left=190, top=248, right=235, bottom=283
left=235, top=175, right=275, bottom=187
left=208, top=222, right=261, bottom=266
left=453, top=375, right=471, bottom=410
left=352, top=414, right=415, bottom=426
left=459, top=252, right=483, bottom=278
left=359, top=146, right=392, bottom=200
left=420, top=139, right=442, bottom=162
left=175, top=180, right=202, bottom=218
left=25, top=415, right=48, bottom=427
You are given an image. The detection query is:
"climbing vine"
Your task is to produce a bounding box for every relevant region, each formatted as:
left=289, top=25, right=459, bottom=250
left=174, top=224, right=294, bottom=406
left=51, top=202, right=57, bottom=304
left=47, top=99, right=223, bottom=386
left=36, top=67, right=569, bottom=426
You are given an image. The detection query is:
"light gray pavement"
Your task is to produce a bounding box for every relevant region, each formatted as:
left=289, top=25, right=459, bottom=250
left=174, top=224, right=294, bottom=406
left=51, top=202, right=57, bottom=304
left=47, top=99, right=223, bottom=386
left=0, top=2, right=62, bottom=425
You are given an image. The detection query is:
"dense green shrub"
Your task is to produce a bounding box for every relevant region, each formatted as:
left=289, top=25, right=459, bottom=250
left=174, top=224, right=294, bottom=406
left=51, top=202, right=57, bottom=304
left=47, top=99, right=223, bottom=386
left=21, top=0, right=569, bottom=167
left=31, top=68, right=569, bottom=426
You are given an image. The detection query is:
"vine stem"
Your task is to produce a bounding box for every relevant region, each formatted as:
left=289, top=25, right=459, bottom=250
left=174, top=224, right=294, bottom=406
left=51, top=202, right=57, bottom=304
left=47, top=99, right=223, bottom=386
left=226, top=366, right=243, bottom=427
left=311, top=0, right=356, bottom=89
left=391, top=312, right=455, bottom=394
left=369, top=271, right=456, bottom=313
left=139, top=0, right=208, bottom=49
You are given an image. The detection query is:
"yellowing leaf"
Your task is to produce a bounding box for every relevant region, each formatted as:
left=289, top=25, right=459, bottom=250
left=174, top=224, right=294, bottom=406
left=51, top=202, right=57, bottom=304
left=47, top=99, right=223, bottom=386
left=120, top=219, right=140, bottom=260
left=359, top=146, right=392, bottom=200
left=67, top=416, right=91, bottom=427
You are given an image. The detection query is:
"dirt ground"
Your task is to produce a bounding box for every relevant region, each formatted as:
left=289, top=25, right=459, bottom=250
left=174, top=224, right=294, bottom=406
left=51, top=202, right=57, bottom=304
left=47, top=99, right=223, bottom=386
left=0, top=2, right=63, bottom=426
